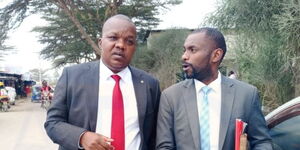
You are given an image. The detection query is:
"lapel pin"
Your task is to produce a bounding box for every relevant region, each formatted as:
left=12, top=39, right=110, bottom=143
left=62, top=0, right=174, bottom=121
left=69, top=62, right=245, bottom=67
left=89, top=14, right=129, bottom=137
left=140, top=80, right=144, bottom=84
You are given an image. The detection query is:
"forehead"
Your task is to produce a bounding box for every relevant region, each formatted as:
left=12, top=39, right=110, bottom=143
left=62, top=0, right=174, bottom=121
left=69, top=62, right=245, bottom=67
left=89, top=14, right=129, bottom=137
left=102, top=19, right=136, bottom=37
left=184, top=32, right=215, bottom=48
left=184, top=32, right=216, bottom=49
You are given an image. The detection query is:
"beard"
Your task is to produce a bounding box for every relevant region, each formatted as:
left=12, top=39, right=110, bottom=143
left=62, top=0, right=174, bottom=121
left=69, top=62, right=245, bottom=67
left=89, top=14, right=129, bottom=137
left=183, top=62, right=212, bottom=82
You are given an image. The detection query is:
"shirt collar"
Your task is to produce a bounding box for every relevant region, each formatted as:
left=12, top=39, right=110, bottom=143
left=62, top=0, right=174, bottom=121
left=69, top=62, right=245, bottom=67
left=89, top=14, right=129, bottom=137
left=194, top=71, right=222, bottom=93
left=99, top=59, right=131, bottom=83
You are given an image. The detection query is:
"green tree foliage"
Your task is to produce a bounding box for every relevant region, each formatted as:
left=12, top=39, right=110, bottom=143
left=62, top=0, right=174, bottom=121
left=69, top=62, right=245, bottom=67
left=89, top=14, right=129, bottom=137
left=274, top=0, right=300, bottom=96
left=32, top=11, right=98, bottom=67
left=206, top=0, right=299, bottom=110
left=0, top=0, right=181, bottom=66
left=132, top=29, right=190, bottom=89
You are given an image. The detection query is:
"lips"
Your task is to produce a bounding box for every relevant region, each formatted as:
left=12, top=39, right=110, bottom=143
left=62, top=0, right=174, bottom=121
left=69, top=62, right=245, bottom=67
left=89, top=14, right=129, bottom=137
left=112, top=51, right=125, bottom=59
left=182, top=62, right=192, bottom=71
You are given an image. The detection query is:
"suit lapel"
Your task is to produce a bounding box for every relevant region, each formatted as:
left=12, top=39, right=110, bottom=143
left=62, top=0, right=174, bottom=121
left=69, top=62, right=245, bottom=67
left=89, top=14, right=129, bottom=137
left=183, top=79, right=201, bottom=150
left=219, top=76, right=235, bottom=149
left=130, top=67, right=147, bottom=136
left=85, top=61, right=100, bottom=131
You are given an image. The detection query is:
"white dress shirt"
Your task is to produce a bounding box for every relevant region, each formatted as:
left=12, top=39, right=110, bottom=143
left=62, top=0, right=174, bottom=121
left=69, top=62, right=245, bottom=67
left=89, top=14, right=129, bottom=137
left=194, top=72, right=222, bottom=150
left=96, top=59, right=141, bottom=150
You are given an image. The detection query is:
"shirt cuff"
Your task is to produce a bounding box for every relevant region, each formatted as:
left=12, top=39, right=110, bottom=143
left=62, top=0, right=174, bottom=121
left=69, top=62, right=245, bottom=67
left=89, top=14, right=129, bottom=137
left=78, top=131, right=87, bottom=149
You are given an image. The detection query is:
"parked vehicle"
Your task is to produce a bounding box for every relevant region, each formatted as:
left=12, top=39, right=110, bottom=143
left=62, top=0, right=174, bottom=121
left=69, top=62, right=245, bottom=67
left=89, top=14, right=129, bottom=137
left=31, top=85, right=41, bottom=102
left=0, top=95, right=9, bottom=112
left=5, top=86, right=16, bottom=105
left=265, top=96, right=300, bottom=150
left=0, top=82, right=10, bottom=112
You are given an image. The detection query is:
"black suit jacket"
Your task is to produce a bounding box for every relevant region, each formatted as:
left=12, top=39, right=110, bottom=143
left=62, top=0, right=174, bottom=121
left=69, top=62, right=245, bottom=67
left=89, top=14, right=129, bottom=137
left=45, top=61, right=161, bottom=150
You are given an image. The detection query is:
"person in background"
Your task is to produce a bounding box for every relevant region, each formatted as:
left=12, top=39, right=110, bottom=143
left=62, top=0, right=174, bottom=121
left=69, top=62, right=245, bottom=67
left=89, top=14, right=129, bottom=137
left=156, top=27, right=272, bottom=150
left=41, top=80, right=53, bottom=100
left=15, top=77, right=23, bottom=99
left=24, top=85, right=31, bottom=99
left=228, top=70, right=237, bottom=79
left=45, top=14, right=160, bottom=150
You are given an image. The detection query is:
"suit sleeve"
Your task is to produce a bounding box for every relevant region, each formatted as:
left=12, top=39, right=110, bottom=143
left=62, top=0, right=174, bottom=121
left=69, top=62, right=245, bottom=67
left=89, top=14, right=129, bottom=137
left=44, top=68, right=87, bottom=149
left=247, top=88, right=273, bottom=150
left=156, top=91, right=176, bottom=150
left=149, top=78, right=161, bottom=149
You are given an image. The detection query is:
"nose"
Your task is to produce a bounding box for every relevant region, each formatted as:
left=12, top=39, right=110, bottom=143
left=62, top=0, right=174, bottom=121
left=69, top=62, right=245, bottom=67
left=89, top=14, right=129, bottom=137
left=182, top=51, right=189, bottom=61
left=116, top=39, right=125, bottom=50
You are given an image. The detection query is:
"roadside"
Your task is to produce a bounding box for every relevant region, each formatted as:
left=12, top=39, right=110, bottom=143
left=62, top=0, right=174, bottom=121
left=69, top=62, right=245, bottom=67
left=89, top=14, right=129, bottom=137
left=0, top=98, right=58, bottom=150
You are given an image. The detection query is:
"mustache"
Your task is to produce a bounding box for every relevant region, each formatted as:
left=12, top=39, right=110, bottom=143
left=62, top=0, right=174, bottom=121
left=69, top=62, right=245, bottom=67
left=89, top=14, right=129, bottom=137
left=182, top=62, right=194, bottom=69
left=112, top=51, right=125, bottom=57
left=182, top=61, right=196, bottom=79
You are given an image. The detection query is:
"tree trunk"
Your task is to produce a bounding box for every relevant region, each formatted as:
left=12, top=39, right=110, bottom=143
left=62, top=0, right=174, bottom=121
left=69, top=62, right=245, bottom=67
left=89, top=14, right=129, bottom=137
left=293, top=57, right=300, bottom=97
left=51, top=0, right=101, bottom=59
left=104, top=0, right=123, bottom=19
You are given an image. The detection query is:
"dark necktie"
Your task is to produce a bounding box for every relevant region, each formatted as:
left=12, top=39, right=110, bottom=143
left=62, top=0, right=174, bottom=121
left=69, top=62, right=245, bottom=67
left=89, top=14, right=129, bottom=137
left=111, top=75, right=125, bottom=150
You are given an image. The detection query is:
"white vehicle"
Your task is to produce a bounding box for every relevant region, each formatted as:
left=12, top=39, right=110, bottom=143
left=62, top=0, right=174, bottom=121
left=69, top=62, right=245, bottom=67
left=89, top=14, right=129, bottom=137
left=0, top=85, right=10, bottom=112
left=5, top=86, right=16, bottom=105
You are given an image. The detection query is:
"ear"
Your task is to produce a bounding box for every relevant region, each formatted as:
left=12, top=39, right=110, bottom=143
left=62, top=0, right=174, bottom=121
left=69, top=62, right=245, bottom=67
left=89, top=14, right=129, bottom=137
left=211, top=48, right=224, bottom=63
left=98, top=38, right=102, bottom=48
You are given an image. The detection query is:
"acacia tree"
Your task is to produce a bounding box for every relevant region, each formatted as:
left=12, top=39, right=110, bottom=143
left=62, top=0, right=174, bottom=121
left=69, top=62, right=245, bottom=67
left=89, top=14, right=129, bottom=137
left=0, top=0, right=181, bottom=66
left=205, top=0, right=298, bottom=110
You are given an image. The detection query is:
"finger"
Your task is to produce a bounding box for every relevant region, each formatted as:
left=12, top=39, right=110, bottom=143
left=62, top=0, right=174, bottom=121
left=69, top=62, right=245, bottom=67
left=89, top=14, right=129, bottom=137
left=104, top=138, right=114, bottom=145
left=95, top=134, right=115, bottom=150
left=87, top=142, right=105, bottom=150
left=85, top=142, right=103, bottom=150
left=97, top=143, right=106, bottom=150
left=101, top=136, right=114, bottom=145
left=102, top=136, right=114, bottom=142
left=99, top=139, right=114, bottom=150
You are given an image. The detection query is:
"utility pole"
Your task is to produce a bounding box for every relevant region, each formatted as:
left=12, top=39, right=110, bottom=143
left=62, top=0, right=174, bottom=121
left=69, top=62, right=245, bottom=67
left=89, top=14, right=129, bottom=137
left=38, top=62, right=42, bottom=84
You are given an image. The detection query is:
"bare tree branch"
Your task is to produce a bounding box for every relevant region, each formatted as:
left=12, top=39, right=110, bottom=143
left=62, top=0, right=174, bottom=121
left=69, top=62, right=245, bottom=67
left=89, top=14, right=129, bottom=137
left=50, top=0, right=101, bottom=59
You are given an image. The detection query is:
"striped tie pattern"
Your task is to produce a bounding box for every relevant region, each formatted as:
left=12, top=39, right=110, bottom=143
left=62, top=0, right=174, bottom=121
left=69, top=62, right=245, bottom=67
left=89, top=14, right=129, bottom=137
left=200, top=86, right=211, bottom=150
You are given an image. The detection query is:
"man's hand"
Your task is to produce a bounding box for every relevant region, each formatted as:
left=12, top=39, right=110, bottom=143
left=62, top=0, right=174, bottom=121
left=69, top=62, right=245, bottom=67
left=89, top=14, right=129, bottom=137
left=80, top=131, right=114, bottom=150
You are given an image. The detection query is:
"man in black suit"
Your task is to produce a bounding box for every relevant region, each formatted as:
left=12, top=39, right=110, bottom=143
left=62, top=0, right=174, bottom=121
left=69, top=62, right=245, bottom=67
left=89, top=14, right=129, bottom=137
left=45, top=14, right=161, bottom=150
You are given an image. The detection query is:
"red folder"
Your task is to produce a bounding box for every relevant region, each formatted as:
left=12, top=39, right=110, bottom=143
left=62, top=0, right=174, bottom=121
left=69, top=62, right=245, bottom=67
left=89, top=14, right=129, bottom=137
left=235, top=119, right=247, bottom=150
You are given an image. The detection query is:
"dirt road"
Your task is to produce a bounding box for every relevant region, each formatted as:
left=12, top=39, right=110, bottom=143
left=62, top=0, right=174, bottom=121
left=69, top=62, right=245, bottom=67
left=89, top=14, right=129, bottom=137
left=0, top=99, right=58, bottom=150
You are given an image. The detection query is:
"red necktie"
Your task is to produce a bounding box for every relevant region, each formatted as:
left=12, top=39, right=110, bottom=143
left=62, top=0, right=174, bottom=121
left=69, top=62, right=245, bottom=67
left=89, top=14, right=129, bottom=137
left=111, top=75, right=125, bottom=150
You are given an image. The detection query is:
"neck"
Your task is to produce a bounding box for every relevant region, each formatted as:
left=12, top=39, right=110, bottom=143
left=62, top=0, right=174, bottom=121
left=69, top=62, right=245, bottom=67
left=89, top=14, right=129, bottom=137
left=201, top=71, right=218, bottom=85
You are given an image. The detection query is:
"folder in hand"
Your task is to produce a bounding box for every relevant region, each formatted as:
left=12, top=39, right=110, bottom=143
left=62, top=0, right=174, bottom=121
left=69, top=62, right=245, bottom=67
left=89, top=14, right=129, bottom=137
left=235, top=119, right=247, bottom=150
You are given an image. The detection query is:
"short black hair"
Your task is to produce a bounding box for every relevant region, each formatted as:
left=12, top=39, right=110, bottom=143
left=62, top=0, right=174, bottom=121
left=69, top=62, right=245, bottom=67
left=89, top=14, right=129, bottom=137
left=192, top=27, right=227, bottom=62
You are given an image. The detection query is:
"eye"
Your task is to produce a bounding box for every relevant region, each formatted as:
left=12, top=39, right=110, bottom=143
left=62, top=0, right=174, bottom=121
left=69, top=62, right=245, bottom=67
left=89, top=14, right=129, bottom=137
left=185, top=47, right=195, bottom=53
left=190, top=48, right=196, bottom=52
left=126, top=38, right=135, bottom=45
left=108, top=36, right=117, bottom=41
left=188, top=47, right=200, bottom=53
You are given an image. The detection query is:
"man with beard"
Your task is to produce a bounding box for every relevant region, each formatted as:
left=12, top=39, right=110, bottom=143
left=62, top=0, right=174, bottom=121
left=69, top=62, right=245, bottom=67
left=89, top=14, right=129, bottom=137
left=45, top=14, right=161, bottom=150
left=156, top=28, right=272, bottom=150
